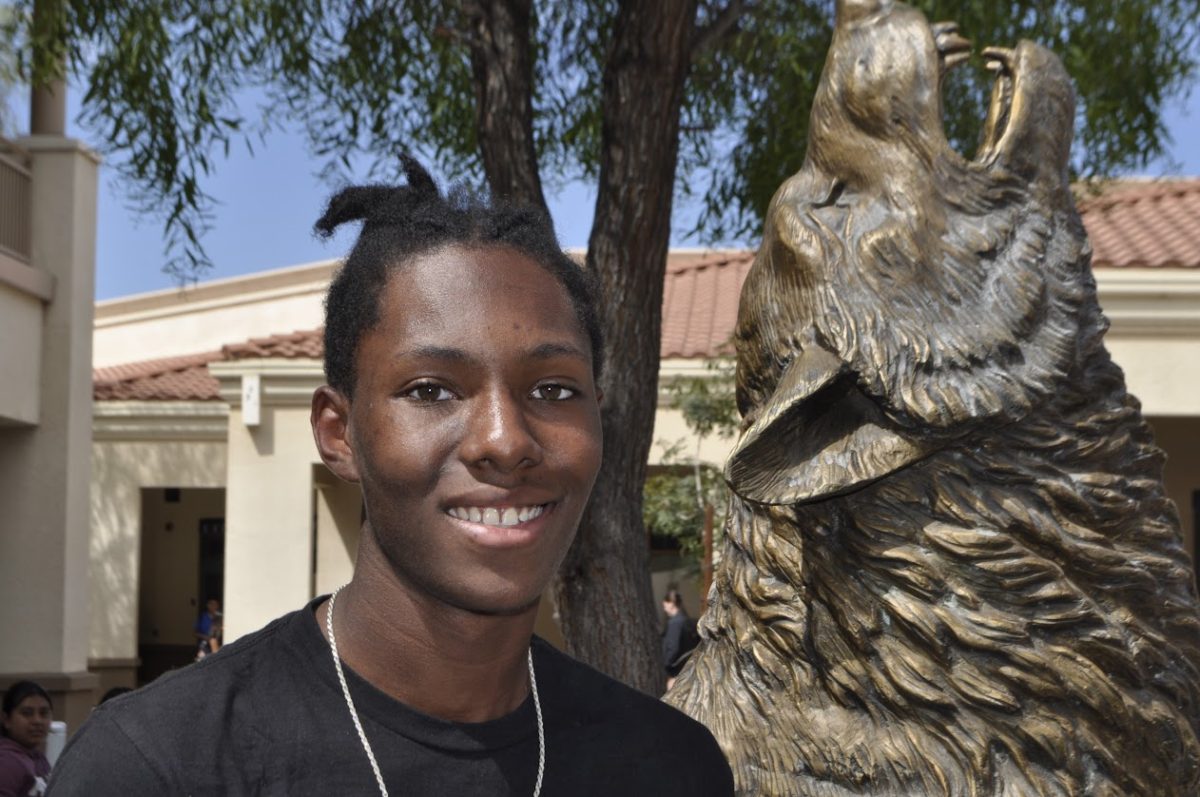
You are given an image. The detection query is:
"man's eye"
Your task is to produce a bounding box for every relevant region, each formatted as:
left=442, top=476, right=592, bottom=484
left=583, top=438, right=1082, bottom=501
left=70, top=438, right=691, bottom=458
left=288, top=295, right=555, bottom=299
left=404, top=383, right=454, bottom=402
left=531, top=383, right=576, bottom=401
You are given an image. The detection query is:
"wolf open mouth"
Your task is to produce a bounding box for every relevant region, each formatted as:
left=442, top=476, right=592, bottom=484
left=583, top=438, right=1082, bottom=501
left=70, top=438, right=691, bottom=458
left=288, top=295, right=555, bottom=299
left=932, top=18, right=1069, bottom=172
left=932, top=20, right=1018, bottom=163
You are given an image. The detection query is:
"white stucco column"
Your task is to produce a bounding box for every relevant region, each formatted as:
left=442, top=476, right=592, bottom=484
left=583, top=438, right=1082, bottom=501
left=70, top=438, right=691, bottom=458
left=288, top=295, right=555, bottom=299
left=0, top=135, right=100, bottom=729
left=212, top=360, right=324, bottom=641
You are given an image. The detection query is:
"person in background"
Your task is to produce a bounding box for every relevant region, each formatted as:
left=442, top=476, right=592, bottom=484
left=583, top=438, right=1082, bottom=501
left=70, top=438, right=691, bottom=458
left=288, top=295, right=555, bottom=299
left=0, top=681, right=52, bottom=797
left=193, top=599, right=222, bottom=661
left=662, top=589, right=699, bottom=690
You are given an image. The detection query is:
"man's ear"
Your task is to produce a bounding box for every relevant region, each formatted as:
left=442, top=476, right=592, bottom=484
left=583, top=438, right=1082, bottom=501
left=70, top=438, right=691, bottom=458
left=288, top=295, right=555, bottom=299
left=311, top=385, right=361, bottom=483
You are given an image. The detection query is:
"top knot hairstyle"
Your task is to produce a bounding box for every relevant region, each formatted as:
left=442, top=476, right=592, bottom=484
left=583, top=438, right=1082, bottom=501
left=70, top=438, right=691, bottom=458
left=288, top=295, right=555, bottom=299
left=315, top=155, right=604, bottom=396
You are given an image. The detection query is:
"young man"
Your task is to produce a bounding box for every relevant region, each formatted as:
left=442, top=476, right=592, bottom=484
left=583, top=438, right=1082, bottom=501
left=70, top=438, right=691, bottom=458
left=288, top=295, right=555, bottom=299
left=49, top=160, right=733, bottom=795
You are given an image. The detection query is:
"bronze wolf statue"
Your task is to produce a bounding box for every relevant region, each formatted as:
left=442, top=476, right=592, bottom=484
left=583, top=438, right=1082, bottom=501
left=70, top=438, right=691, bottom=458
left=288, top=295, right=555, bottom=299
left=665, top=1, right=1200, bottom=795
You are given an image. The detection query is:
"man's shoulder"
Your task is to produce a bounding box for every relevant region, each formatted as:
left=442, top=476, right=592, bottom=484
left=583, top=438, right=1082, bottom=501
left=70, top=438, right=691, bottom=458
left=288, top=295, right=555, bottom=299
left=535, top=639, right=726, bottom=744
left=534, top=639, right=734, bottom=794
left=122, top=608, right=297, bottom=710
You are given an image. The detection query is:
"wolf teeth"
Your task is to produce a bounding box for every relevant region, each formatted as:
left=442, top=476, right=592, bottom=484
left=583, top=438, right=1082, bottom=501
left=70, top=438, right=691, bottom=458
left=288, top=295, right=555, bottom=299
left=934, top=25, right=971, bottom=73
left=982, top=46, right=1015, bottom=74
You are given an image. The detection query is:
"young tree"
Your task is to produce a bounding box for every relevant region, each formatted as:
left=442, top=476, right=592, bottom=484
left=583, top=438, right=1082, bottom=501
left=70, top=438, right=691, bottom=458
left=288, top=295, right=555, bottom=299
left=644, top=361, right=738, bottom=592
left=14, top=0, right=1199, bottom=690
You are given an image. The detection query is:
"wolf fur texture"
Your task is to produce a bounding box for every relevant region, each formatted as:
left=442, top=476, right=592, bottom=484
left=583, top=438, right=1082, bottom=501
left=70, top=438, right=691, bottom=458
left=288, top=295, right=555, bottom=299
left=664, top=2, right=1200, bottom=795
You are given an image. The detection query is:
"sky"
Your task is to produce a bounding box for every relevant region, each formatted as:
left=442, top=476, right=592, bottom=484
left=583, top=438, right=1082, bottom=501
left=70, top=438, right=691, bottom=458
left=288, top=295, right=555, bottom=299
left=52, top=75, right=1199, bottom=301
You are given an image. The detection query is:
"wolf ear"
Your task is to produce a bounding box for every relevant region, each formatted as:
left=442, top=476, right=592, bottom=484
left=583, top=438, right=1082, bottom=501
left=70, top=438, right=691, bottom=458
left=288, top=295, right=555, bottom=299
left=726, top=345, right=930, bottom=505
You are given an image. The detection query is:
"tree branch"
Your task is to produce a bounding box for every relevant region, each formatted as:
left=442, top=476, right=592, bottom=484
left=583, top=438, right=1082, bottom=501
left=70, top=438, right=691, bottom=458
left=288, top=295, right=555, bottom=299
left=691, top=0, right=748, bottom=58
left=462, top=0, right=547, bottom=208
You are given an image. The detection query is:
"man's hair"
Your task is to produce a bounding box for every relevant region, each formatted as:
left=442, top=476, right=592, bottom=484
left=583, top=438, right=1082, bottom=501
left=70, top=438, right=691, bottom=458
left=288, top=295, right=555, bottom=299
left=314, top=155, right=604, bottom=397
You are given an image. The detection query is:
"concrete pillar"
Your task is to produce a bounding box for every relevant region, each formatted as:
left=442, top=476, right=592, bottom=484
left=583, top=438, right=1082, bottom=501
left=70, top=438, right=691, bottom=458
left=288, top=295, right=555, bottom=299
left=0, top=135, right=100, bottom=731
left=212, top=361, right=324, bottom=641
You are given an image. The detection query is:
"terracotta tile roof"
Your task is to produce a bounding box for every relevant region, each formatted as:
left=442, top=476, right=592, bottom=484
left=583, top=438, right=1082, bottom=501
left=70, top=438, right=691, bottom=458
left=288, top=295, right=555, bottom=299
left=221, top=329, right=324, bottom=360
left=93, top=330, right=324, bottom=401
left=1078, top=179, right=1200, bottom=269
left=661, top=250, right=755, bottom=358
left=93, top=351, right=224, bottom=401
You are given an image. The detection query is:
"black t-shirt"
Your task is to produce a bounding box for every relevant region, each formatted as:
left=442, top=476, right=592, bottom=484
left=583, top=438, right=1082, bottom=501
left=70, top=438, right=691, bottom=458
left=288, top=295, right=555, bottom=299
left=49, top=599, right=733, bottom=796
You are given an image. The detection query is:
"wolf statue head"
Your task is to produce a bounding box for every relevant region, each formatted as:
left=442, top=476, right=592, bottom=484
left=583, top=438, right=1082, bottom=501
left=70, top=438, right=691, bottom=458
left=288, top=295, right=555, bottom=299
left=665, top=1, right=1200, bottom=795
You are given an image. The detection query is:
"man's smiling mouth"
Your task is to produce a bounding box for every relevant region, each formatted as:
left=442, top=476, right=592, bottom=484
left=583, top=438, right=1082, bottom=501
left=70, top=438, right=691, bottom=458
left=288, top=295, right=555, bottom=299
left=446, top=504, right=549, bottom=527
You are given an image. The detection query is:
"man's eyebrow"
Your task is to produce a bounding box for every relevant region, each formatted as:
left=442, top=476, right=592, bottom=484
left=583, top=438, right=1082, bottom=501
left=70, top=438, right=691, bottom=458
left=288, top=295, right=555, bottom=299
left=527, top=341, right=591, bottom=363
left=392, top=342, right=589, bottom=364
left=393, top=345, right=472, bottom=363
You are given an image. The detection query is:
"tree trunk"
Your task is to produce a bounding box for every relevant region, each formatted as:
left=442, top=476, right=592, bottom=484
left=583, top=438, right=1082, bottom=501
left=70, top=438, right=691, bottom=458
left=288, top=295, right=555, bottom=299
left=30, top=0, right=67, bottom=135
left=553, top=0, right=700, bottom=694
left=463, top=0, right=547, bottom=209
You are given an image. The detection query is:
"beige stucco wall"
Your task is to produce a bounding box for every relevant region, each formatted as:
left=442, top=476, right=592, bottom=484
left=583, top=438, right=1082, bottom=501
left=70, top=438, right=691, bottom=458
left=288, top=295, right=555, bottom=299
left=0, top=278, right=44, bottom=425
left=1106, top=338, right=1200, bottom=417
left=650, top=407, right=736, bottom=467
left=313, top=465, right=362, bottom=597
left=222, top=401, right=323, bottom=640
left=92, top=261, right=335, bottom=368
left=89, top=429, right=226, bottom=661
left=1100, top=270, right=1200, bottom=419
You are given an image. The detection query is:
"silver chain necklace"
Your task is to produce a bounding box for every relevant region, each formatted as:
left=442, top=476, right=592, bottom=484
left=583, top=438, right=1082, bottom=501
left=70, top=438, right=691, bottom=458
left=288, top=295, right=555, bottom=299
left=325, top=586, right=545, bottom=797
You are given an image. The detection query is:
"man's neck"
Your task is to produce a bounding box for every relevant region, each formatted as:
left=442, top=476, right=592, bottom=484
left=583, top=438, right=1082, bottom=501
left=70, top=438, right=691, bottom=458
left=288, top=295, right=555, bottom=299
left=316, top=542, right=538, bottom=724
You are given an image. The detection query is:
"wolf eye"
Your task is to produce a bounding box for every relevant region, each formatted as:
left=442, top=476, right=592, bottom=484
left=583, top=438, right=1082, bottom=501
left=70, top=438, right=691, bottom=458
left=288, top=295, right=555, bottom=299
left=404, top=382, right=455, bottom=402
left=531, top=383, right=576, bottom=401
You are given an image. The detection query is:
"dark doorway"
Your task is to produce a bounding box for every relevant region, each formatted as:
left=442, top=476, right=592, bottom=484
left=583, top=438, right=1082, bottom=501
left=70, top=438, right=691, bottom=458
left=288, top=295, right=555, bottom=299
left=136, top=487, right=225, bottom=684
left=1193, top=490, right=1200, bottom=577
left=198, top=517, right=225, bottom=606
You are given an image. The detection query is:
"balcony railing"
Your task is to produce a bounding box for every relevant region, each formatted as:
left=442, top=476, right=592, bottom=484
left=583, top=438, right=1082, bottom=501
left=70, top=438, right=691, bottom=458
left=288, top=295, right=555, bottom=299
left=0, top=138, right=31, bottom=263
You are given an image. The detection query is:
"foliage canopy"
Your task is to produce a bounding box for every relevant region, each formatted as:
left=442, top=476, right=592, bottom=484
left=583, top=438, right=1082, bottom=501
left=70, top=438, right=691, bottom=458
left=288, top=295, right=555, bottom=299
left=9, top=0, right=1198, bottom=275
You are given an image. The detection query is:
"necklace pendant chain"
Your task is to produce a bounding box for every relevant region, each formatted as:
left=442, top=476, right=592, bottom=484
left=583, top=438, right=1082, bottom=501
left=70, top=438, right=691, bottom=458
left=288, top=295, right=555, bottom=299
left=325, top=586, right=545, bottom=797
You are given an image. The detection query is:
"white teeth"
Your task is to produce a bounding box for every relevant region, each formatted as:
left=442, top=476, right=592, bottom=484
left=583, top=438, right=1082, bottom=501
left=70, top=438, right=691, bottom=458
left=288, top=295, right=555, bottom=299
left=447, top=504, right=547, bottom=527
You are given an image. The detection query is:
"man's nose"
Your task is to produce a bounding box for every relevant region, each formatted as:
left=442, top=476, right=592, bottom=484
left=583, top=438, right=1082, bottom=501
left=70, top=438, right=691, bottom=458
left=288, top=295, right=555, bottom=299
left=460, top=389, right=543, bottom=472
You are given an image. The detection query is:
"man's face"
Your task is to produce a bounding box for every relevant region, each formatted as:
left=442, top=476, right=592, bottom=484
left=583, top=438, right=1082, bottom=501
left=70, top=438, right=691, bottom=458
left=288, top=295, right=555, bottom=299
left=337, top=244, right=602, bottom=615
left=206, top=599, right=220, bottom=615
